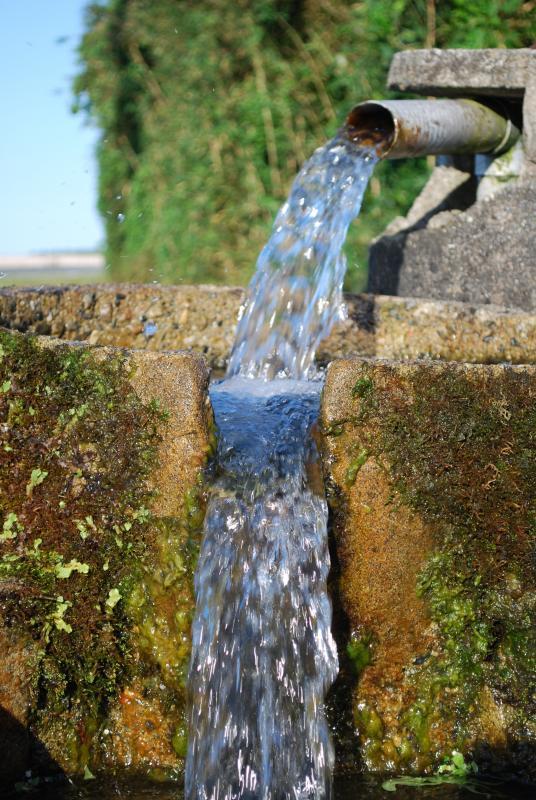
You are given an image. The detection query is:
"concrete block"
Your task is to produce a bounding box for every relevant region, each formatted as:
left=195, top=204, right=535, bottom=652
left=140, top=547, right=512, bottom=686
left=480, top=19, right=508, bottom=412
left=320, top=358, right=536, bottom=778
left=0, top=284, right=243, bottom=373
left=368, top=182, right=536, bottom=311
left=3, top=284, right=536, bottom=369
left=0, top=331, right=212, bottom=781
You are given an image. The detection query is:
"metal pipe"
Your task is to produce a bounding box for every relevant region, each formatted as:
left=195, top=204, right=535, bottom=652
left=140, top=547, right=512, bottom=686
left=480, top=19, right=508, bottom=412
left=344, top=98, right=520, bottom=159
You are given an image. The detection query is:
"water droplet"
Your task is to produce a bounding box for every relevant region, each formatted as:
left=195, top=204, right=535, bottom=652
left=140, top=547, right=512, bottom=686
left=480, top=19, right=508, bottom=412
left=143, top=321, right=158, bottom=338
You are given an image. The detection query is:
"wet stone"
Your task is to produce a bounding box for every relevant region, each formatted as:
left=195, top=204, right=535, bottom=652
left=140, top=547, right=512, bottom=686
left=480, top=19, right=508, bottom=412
left=0, top=626, right=39, bottom=782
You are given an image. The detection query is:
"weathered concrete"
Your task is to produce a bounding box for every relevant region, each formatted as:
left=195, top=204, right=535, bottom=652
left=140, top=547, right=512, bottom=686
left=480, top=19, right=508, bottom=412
left=322, top=294, right=536, bottom=365
left=0, top=284, right=242, bottom=372
left=523, top=58, right=536, bottom=169
left=2, top=284, right=536, bottom=367
left=320, top=358, right=536, bottom=778
left=475, top=141, right=525, bottom=201
left=0, top=331, right=212, bottom=782
left=388, top=48, right=536, bottom=98
left=369, top=48, right=536, bottom=310
left=368, top=182, right=536, bottom=311
left=383, top=165, right=476, bottom=232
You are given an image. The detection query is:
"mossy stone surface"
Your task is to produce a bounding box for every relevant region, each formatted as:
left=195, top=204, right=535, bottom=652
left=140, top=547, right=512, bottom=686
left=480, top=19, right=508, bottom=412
left=0, top=331, right=212, bottom=781
left=320, top=358, right=536, bottom=779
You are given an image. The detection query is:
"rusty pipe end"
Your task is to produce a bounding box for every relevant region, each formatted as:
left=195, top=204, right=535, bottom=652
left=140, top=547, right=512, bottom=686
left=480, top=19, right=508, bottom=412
left=344, top=103, right=397, bottom=157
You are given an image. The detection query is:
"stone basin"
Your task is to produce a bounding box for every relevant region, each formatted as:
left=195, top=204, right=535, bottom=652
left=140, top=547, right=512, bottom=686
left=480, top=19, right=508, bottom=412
left=0, top=283, right=535, bottom=783
left=321, top=357, right=536, bottom=780
left=0, top=328, right=213, bottom=781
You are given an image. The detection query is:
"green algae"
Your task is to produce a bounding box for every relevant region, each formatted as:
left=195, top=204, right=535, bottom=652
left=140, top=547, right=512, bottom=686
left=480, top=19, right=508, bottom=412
left=382, top=750, right=481, bottom=793
left=347, top=631, right=373, bottom=676
left=338, top=364, right=536, bottom=773
left=126, top=481, right=208, bottom=732
left=323, top=421, right=347, bottom=437
left=0, top=331, right=209, bottom=776
left=344, top=449, right=369, bottom=486
left=351, top=376, right=374, bottom=400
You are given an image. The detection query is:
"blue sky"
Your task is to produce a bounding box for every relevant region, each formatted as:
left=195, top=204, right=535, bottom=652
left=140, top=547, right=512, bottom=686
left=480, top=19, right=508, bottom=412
left=0, top=0, right=103, bottom=254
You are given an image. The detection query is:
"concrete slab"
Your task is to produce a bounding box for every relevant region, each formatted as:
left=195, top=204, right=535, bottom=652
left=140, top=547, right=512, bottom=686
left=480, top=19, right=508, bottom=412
left=388, top=49, right=536, bottom=98
left=2, top=284, right=536, bottom=368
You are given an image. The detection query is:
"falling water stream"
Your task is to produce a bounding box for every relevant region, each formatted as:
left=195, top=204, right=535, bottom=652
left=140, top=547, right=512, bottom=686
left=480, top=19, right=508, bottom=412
left=186, top=134, right=378, bottom=800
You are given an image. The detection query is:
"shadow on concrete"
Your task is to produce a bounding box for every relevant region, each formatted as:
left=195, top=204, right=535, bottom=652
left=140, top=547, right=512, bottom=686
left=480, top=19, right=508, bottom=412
left=366, top=174, right=478, bottom=297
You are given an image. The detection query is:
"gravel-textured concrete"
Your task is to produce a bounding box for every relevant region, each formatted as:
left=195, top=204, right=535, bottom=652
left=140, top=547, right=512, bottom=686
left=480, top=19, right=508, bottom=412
left=2, top=283, right=536, bottom=367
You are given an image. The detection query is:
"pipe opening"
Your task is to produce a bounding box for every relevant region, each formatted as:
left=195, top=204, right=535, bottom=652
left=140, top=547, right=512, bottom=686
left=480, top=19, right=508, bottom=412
left=345, top=103, right=396, bottom=156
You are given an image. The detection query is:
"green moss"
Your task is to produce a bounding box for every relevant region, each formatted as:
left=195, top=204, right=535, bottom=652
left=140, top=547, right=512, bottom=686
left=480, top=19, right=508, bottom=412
left=171, top=722, right=189, bottom=759
left=345, top=448, right=369, bottom=486
left=323, top=421, right=346, bottom=437
left=355, top=703, right=385, bottom=766
left=347, top=631, right=373, bottom=676
left=0, top=331, right=180, bottom=772
left=128, top=483, right=206, bottom=697
left=342, top=364, right=536, bottom=769
left=351, top=376, right=374, bottom=400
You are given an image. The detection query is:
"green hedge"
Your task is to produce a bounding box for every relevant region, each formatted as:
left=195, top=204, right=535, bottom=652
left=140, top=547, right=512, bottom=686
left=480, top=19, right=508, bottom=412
left=75, top=1, right=535, bottom=290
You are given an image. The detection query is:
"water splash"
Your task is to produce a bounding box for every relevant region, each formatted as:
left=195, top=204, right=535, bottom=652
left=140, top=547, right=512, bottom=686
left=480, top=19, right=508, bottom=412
left=186, top=136, right=378, bottom=799
left=227, top=136, right=377, bottom=381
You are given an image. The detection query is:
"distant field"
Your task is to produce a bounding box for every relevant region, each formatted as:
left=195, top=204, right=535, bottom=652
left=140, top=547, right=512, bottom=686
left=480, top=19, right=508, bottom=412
left=0, top=269, right=108, bottom=287
left=0, top=253, right=109, bottom=288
